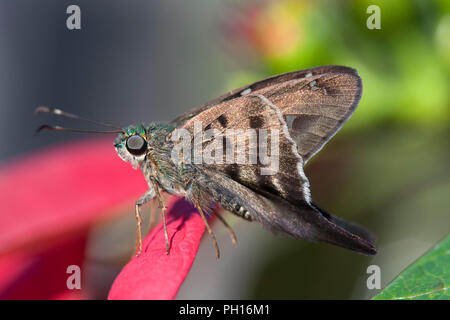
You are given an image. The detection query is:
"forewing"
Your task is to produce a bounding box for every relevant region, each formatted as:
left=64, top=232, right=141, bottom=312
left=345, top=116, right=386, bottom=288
left=176, top=94, right=312, bottom=205
left=171, top=65, right=362, bottom=163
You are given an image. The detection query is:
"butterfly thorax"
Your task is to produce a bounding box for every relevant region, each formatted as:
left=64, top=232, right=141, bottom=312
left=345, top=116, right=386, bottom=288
left=142, top=124, right=188, bottom=193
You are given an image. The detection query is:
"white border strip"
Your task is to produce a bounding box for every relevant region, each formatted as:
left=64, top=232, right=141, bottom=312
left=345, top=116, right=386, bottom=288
left=254, top=94, right=312, bottom=204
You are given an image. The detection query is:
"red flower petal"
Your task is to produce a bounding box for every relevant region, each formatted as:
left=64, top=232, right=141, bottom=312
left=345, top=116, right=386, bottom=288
left=108, top=197, right=206, bottom=300
left=0, top=138, right=146, bottom=254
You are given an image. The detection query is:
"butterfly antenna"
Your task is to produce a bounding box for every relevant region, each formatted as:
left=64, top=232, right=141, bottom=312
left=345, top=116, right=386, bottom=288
left=34, top=124, right=123, bottom=136
left=35, top=106, right=122, bottom=130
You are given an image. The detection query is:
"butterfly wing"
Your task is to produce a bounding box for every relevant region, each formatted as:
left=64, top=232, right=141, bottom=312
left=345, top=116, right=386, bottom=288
left=170, top=66, right=362, bottom=206
left=169, top=66, right=375, bottom=254
left=171, top=65, right=361, bottom=163
left=183, top=94, right=312, bottom=206
left=198, top=167, right=376, bottom=255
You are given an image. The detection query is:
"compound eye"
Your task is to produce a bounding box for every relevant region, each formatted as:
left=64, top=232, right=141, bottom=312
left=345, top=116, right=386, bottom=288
left=126, top=135, right=147, bottom=156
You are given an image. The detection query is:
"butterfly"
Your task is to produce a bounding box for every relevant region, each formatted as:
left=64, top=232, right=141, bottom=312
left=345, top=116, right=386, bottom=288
left=36, top=65, right=377, bottom=258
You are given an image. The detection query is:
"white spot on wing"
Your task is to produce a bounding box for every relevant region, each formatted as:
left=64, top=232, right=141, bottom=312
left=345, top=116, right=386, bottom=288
left=241, top=88, right=252, bottom=96
left=309, top=80, right=319, bottom=91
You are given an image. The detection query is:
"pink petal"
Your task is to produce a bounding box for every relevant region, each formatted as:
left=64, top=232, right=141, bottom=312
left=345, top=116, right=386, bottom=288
left=0, top=138, right=147, bottom=254
left=108, top=197, right=206, bottom=300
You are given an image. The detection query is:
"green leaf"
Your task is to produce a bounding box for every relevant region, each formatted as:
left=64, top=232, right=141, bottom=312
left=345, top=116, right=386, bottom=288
left=374, top=235, right=450, bottom=300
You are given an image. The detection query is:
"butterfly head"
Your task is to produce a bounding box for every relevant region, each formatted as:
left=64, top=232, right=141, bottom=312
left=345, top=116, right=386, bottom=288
left=114, top=124, right=149, bottom=169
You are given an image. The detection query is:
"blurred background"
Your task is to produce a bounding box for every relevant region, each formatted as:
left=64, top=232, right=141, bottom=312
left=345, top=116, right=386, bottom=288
left=0, top=0, right=449, bottom=299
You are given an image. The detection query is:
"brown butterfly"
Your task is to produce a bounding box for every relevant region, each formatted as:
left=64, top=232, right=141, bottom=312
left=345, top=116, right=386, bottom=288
left=36, top=65, right=376, bottom=258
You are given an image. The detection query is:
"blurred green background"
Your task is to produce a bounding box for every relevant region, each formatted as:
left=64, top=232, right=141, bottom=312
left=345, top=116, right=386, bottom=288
left=1, top=0, right=449, bottom=299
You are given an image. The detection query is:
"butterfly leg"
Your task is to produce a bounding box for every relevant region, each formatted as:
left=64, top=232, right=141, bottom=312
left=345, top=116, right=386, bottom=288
left=134, top=204, right=143, bottom=257
left=213, top=210, right=237, bottom=246
left=135, top=188, right=156, bottom=257
left=153, top=185, right=170, bottom=255
left=193, top=199, right=220, bottom=259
